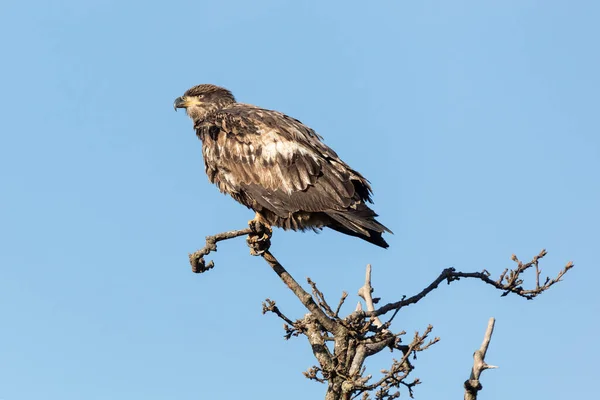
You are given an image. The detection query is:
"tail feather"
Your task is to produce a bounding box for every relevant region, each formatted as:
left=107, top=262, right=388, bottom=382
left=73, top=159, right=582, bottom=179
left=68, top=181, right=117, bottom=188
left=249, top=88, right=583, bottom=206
left=325, top=208, right=392, bottom=248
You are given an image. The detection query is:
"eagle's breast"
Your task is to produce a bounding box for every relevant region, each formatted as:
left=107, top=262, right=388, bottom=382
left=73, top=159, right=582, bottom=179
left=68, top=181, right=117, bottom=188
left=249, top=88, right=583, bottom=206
left=195, top=124, right=230, bottom=191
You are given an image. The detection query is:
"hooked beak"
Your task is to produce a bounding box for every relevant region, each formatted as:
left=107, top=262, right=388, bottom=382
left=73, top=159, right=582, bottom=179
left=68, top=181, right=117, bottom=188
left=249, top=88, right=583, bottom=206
left=173, top=96, right=186, bottom=111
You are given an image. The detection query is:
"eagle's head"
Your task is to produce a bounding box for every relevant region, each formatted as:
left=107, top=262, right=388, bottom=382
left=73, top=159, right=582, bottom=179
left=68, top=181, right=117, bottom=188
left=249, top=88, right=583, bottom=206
left=174, top=84, right=236, bottom=120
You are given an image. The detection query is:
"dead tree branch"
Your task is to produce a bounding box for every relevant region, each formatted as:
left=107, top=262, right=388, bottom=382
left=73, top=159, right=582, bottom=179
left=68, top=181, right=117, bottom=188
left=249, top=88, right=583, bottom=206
left=367, top=249, right=573, bottom=318
left=188, top=227, right=252, bottom=273
left=261, top=250, right=339, bottom=333
left=188, top=227, right=573, bottom=400
left=358, top=265, right=386, bottom=330
left=464, top=318, right=498, bottom=400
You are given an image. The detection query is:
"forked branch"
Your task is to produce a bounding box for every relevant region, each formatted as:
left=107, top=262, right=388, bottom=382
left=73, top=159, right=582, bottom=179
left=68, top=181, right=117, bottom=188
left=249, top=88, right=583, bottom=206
left=262, top=250, right=338, bottom=333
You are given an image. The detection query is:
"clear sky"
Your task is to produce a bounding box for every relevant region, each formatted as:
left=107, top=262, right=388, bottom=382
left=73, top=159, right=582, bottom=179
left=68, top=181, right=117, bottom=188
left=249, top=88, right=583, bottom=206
left=1, top=1, right=598, bottom=399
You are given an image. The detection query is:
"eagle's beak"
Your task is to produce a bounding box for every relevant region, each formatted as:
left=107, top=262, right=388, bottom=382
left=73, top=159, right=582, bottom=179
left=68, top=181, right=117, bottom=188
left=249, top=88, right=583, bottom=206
left=173, top=96, right=186, bottom=111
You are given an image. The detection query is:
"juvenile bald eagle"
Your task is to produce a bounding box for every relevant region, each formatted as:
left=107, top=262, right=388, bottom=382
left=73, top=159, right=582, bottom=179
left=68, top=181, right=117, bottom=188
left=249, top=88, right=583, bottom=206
left=174, top=84, right=392, bottom=248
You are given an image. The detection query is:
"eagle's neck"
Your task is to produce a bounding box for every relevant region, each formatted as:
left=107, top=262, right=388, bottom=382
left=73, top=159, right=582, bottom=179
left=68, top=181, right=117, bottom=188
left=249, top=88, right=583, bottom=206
left=186, top=104, right=216, bottom=121
left=186, top=99, right=235, bottom=122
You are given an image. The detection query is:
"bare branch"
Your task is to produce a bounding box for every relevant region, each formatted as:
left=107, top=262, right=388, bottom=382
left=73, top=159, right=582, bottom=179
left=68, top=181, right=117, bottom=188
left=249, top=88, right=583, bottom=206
left=188, top=227, right=252, bottom=273
left=308, top=277, right=337, bottom=318
left=304, top=366, right=327, bottom=383
left=369, top=250, right=573, bottom=317
left=188, top=227, right=572, bottom=400
left=262, top=298, right=296, bottom=326
left=464, top=318, right=498, bottom=400
left=335, top=291, right=348, bottom=318
left=353, top=325, right=439, bottom=399
left=261, top=250, right=339, bottom=333
left=262, top=299, right=306, bottom=340
left=358, top=265, right=386, bottom=330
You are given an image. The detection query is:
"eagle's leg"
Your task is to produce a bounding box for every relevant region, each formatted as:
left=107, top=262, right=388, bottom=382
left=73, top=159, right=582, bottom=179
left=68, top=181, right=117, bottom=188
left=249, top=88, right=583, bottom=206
left=247, top=213, right=272, bottom=256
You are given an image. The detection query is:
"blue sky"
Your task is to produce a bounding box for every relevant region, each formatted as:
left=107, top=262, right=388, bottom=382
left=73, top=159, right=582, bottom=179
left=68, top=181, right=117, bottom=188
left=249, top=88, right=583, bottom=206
left=1, top=1, right=598, bottom=399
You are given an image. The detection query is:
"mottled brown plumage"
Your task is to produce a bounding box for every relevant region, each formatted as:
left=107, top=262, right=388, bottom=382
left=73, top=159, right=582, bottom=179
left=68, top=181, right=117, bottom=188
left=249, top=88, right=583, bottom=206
left=174, top=84, right=392, bottom=248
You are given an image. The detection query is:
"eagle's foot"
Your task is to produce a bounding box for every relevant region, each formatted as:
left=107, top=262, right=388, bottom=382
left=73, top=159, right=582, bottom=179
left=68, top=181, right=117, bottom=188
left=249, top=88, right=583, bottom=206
left=247, top=219, right=272, bottom=256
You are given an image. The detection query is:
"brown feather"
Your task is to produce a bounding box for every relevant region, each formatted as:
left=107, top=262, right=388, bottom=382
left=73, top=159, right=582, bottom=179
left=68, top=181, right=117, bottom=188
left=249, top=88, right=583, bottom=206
left=177, top=85, right=392, bottom=247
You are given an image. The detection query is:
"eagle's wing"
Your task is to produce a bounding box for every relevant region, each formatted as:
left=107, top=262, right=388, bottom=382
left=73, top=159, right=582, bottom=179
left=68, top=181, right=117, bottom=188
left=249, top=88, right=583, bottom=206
left=197, top=104, right=390, bottom=238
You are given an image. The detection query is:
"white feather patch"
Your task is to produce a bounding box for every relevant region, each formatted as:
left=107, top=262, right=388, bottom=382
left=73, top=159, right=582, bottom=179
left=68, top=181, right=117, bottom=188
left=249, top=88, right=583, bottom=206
left=259, top=129, right=310, bottom=162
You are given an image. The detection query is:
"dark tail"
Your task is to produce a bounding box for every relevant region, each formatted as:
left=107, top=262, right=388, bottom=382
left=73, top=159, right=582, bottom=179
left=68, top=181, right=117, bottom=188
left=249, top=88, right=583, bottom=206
left=326, top=207, right=392, bottom=249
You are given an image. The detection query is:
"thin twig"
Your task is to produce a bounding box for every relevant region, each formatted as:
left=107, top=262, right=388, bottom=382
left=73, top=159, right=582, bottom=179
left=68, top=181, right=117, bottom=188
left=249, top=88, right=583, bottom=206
left=353, top=325, right=439, bottom=398
left=335, top=292, right=348, bottom=318
left=308, top=277, right=337, bottom=318
left=262, top=298, right=296, bottom=326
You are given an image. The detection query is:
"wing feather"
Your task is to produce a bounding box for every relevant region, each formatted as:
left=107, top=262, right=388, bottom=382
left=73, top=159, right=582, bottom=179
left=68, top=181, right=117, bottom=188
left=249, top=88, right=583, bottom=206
left=197, top=104, right=374, bottom=219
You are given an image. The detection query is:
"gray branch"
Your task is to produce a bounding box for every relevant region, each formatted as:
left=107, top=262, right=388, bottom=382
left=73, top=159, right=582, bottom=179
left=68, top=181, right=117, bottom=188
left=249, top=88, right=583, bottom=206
left=464, top=318, right=498, bottom=400
left=189, top=227, right=252, bottom=273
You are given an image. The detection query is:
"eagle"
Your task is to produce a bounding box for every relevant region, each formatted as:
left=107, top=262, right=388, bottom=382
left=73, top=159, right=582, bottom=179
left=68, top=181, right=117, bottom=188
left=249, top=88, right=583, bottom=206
left=174, top=84, right=392, bottom=248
